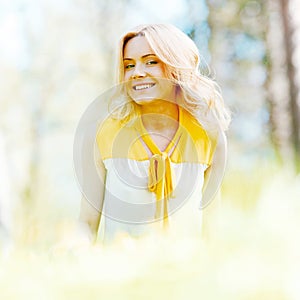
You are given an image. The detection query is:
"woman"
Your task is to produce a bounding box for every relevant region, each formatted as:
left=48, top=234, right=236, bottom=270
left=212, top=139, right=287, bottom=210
left=77, top=24, right=231, bottom=244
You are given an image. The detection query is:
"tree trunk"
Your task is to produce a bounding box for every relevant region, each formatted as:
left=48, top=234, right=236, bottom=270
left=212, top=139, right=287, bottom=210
left=279, top=0, right=300, bottom=172
left=265, top=0, right=293, bottom=166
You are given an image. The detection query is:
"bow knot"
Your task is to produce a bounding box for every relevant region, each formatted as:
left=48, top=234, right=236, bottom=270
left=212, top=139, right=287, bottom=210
left=148, top=152, right=175, bottom=224
left=135, top=114, right=180, bottom=227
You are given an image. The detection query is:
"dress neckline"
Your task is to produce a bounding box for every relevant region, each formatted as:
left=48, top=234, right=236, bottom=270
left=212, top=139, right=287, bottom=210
left=135, top=106, right=183, bottom=157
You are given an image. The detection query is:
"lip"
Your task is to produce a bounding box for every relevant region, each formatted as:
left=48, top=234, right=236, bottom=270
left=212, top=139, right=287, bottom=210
left=132, top=82, right=155, bottom=91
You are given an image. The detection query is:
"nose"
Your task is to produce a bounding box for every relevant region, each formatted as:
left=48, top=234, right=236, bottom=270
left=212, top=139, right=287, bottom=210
left=131, top=62, right=146, bottom=79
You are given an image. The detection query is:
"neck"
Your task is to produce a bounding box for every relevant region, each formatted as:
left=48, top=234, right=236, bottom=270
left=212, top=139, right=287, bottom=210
left=140, top=100, right=179, bottom=132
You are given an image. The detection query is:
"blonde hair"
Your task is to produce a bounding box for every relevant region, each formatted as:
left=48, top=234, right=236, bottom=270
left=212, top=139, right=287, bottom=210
left=109, top=23, right=231, bottom=132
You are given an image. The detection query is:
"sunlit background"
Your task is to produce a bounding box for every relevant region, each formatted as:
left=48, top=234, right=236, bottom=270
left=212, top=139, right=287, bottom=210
left=1, top=0, right=300, bottom=299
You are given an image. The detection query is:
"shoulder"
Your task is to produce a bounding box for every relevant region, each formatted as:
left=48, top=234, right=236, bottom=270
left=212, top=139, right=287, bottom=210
left=96, top=115, right=139, bottom=160
left=96, top=116, right=125, bottom=159
left=97, top=116, right=123, bottom=138
left=181, top=108, right=212, bottom=142
left=180, top=108, right=219, bottom=165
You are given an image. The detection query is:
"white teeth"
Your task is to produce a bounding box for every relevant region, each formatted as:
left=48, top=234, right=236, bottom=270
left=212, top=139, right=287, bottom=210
left=133, top=84, right=154, bottom=90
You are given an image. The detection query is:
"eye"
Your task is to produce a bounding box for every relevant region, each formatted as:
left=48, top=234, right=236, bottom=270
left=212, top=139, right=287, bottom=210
left=125, top=63, right=135, bottom=69
left=146, top=60, right=158, bottom=65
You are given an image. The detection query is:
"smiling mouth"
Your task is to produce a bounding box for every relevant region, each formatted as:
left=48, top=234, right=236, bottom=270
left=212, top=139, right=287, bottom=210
left=133, top=83, right=155, bottom=91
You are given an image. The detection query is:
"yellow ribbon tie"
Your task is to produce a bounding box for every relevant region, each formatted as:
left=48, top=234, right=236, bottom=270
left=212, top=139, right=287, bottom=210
left=148, top=152, right=175, bottom=227
left=135, top=113, right=179, bottom=227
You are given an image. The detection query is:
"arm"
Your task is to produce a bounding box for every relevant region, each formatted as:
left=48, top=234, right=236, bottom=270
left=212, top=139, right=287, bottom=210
left=78, top=140, right=106, bottom=244
left=201, top=130, right=227, bottom=208
left=50, top=155, right=105, bottom=256
left=201, top=131, right=227, bottom=239
left=78, top=197, right=102, bottom=244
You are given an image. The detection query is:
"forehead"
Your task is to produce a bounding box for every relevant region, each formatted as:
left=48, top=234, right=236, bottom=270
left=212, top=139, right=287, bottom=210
left=123, top=36, right=155, bottom=59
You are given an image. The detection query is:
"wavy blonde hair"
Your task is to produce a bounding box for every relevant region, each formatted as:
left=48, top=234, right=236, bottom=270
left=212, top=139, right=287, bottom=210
left=109, top=23, right=231, bottom=132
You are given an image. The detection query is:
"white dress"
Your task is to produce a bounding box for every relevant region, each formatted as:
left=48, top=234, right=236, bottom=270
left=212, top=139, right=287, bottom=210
left=95, top=107, right=216, bottom=243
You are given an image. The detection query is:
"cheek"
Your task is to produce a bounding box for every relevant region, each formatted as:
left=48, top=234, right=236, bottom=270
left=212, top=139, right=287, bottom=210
left=124, top=81, right=132, bottom=95
left=124, top=70, right=131, bottom=81
left=158, top=64, right=169, bottom=78
left=154, top=67, right=166, bottom=78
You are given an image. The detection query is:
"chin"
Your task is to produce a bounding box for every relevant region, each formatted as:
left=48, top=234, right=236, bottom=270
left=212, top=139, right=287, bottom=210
left=131, top=96, right=156, bottom=105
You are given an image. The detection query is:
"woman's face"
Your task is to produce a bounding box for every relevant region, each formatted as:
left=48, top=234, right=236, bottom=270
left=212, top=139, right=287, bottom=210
left=123, top=36, right=176, bottom=105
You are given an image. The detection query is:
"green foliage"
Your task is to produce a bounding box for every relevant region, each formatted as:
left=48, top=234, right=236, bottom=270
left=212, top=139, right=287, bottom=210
left=1, top=161, right=299, bottom=299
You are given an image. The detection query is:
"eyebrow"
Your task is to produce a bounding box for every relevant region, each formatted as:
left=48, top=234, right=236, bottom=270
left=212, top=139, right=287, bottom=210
left=123, top=54, right=157, bottom=61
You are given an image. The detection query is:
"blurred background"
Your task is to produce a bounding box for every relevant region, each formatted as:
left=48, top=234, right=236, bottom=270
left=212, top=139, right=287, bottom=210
left=1, top=0, right=300, bottom=299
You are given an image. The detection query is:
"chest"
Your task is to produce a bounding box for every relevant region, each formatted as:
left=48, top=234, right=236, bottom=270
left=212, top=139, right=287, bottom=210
left=140, top=134, right=174, bottom=158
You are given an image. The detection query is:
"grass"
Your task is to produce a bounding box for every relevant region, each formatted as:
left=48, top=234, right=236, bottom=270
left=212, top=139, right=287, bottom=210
left=1, top=161, right=299, bottom=300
